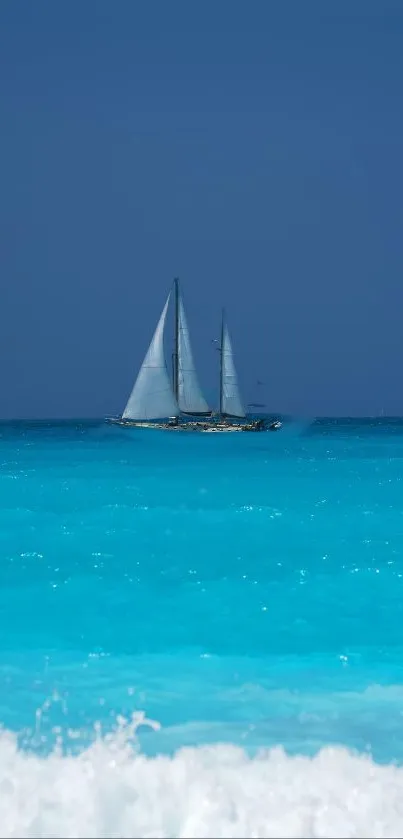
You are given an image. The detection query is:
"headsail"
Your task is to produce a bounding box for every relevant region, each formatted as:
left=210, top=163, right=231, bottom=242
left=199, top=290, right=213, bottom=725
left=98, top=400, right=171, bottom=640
left=122, top=293, right=178, bottom=420
left=176, top=284, right=210, bottom=415
left=220, top=317, right=245, bottom=418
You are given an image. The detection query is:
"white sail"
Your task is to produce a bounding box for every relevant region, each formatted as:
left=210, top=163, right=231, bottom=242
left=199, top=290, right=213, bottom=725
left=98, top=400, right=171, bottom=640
left=221, top=321, right=245, bottom=418
left=177, top=295, right=210, bottom=415
left=122, top=294, right=178, bottom=420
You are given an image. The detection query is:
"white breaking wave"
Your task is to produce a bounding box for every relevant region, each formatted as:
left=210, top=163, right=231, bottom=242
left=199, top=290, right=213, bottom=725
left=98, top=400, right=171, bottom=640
left=1, top=714, right=403, bottom=838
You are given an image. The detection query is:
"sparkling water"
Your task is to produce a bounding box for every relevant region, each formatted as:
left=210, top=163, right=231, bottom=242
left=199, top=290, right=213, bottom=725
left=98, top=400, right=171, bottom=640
left=1, top=418, right=403, bottom=837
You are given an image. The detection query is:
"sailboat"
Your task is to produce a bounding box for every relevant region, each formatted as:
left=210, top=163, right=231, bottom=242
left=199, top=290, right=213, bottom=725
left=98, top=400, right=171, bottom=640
left=112, top=279, right=280, bottom=432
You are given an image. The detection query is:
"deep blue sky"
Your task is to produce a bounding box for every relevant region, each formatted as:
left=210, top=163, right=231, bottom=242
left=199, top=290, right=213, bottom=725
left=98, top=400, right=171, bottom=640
left=1, top=1, right=402, bottom=418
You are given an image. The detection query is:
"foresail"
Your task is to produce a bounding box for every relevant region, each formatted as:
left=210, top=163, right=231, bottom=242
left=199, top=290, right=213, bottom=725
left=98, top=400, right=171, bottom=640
left=221, top=323, right=245, bottom=418
left=122, top=294, right=178, bottom=420
left=177, top=295, right=210, bottom=414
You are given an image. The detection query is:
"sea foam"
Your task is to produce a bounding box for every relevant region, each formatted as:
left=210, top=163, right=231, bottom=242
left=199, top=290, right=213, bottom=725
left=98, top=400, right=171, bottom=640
left=1, top=717, right=403, bottom=838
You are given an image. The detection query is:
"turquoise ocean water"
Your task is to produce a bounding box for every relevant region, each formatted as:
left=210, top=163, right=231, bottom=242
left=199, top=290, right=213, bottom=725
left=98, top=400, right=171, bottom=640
left=2, top=417, right=403, bottom=836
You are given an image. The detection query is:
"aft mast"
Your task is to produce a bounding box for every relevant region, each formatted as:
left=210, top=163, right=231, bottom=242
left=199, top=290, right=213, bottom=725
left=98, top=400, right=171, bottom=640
left=219, top=312, right=245, bottom=419
left=173, top=277, right=180, bottom=404
left=219, top=309, right=224, bottom=417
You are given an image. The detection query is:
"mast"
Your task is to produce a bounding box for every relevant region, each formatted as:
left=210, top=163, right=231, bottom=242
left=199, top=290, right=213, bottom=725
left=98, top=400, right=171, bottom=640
left=175, top=279, right=210, bottom=416
left=219, top=313, right=245, bottom=419
left=219, top=309, right=224, bottom=416
left=173, top=277, right=180, bottom=402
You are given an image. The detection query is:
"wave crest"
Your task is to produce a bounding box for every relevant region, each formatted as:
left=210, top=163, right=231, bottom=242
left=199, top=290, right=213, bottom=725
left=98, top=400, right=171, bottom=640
left=1, top=716, right=403, bottom=838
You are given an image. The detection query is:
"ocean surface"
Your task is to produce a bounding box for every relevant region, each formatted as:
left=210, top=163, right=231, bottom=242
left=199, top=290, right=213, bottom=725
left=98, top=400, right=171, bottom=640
left=1, top=417, right=403, bottom=837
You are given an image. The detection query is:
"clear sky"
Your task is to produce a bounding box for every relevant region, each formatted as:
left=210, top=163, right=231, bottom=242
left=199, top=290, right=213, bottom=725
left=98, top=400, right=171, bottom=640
left=1, top=1, right=402, bottom=418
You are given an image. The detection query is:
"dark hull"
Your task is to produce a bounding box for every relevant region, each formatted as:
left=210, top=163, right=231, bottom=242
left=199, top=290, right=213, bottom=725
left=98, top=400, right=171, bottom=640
left=108, top=417, right=282, bottom=433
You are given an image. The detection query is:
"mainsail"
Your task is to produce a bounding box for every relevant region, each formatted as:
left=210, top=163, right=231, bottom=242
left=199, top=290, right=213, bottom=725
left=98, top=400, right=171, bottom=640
left=176, top=285, right=210, bottom=415
left=122, top=293, right=178, bottom=420
left=220, top=317, right=245, bottom=418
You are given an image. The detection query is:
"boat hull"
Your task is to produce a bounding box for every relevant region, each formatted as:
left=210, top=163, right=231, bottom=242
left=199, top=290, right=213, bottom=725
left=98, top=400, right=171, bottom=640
left=108, top=418, right=282, bottom=433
